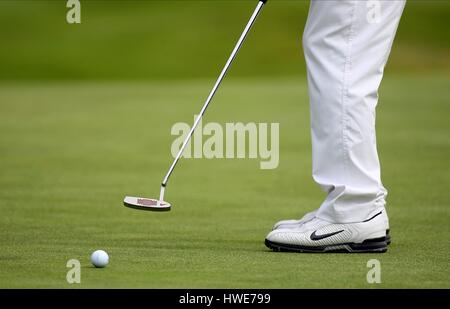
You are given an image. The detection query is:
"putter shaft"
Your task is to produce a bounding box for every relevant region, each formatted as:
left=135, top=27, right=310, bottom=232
left=161, top=0, right=267, bottom=190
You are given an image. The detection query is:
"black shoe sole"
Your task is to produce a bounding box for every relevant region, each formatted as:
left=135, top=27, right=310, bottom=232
left=265, top=236, right=388, bottom=253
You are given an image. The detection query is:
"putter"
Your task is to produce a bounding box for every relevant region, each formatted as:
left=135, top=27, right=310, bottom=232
left=124, top=0, right=268, bottom=211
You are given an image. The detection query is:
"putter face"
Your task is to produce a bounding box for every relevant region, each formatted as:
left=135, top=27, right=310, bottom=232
left=123, top=196, right=171, bottom=212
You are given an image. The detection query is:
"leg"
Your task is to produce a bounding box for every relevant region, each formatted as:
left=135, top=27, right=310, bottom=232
left=304, top=0, right=406, bottom=223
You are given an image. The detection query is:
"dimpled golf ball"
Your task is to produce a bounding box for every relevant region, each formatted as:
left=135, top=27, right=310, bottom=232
left=90, top=250, right=109, bottom=268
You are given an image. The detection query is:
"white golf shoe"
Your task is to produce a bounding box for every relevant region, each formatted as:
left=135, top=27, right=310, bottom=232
left=265, top=209, right=389, bottom=253
left=272, top=208, right=391, bottom=245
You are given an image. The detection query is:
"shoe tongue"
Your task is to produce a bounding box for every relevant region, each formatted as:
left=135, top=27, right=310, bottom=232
left=303, top=217, right=330, bottom=232
left=301, top=210, right=318, bottom=221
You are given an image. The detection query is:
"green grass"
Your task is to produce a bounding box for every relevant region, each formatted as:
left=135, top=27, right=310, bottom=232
left=0, top=0, right=449, bottom=80
left=0, top=75, right=449, bottom=288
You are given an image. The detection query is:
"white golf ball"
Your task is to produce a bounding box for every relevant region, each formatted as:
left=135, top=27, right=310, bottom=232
left=90, top=250, right=109, bottom=268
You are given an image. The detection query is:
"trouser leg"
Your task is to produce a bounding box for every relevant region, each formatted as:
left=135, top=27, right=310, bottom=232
left=303, top=0, right=406, bottom=223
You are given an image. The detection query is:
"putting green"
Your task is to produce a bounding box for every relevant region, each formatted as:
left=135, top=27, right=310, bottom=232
left=0, top=76, right=449, bottom=288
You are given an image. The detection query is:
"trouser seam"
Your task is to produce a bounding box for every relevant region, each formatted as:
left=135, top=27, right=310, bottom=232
left=341, top=1, right=358, bottom=187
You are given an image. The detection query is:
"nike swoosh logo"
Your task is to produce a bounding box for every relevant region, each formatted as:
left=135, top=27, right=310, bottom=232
left=310, top=230, right=344, bottom=241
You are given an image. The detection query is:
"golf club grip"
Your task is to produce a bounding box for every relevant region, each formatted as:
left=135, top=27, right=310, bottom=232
left=260, top=0, right=268, bottom=3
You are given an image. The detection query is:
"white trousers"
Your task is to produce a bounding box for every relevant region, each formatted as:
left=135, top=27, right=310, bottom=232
left=303, top=0, right=406, bottom=223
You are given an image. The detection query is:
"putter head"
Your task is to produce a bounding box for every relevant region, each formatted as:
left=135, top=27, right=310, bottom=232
left=123, top=196, right=171, bottom=212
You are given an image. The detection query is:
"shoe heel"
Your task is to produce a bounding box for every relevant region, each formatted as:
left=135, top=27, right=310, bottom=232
left=385, top=229, right=391, bottom=245
left=349, top=237, right=388, bottom=253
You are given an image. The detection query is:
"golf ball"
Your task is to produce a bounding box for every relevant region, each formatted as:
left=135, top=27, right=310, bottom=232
left=90, top=250, right=109, bottom=268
